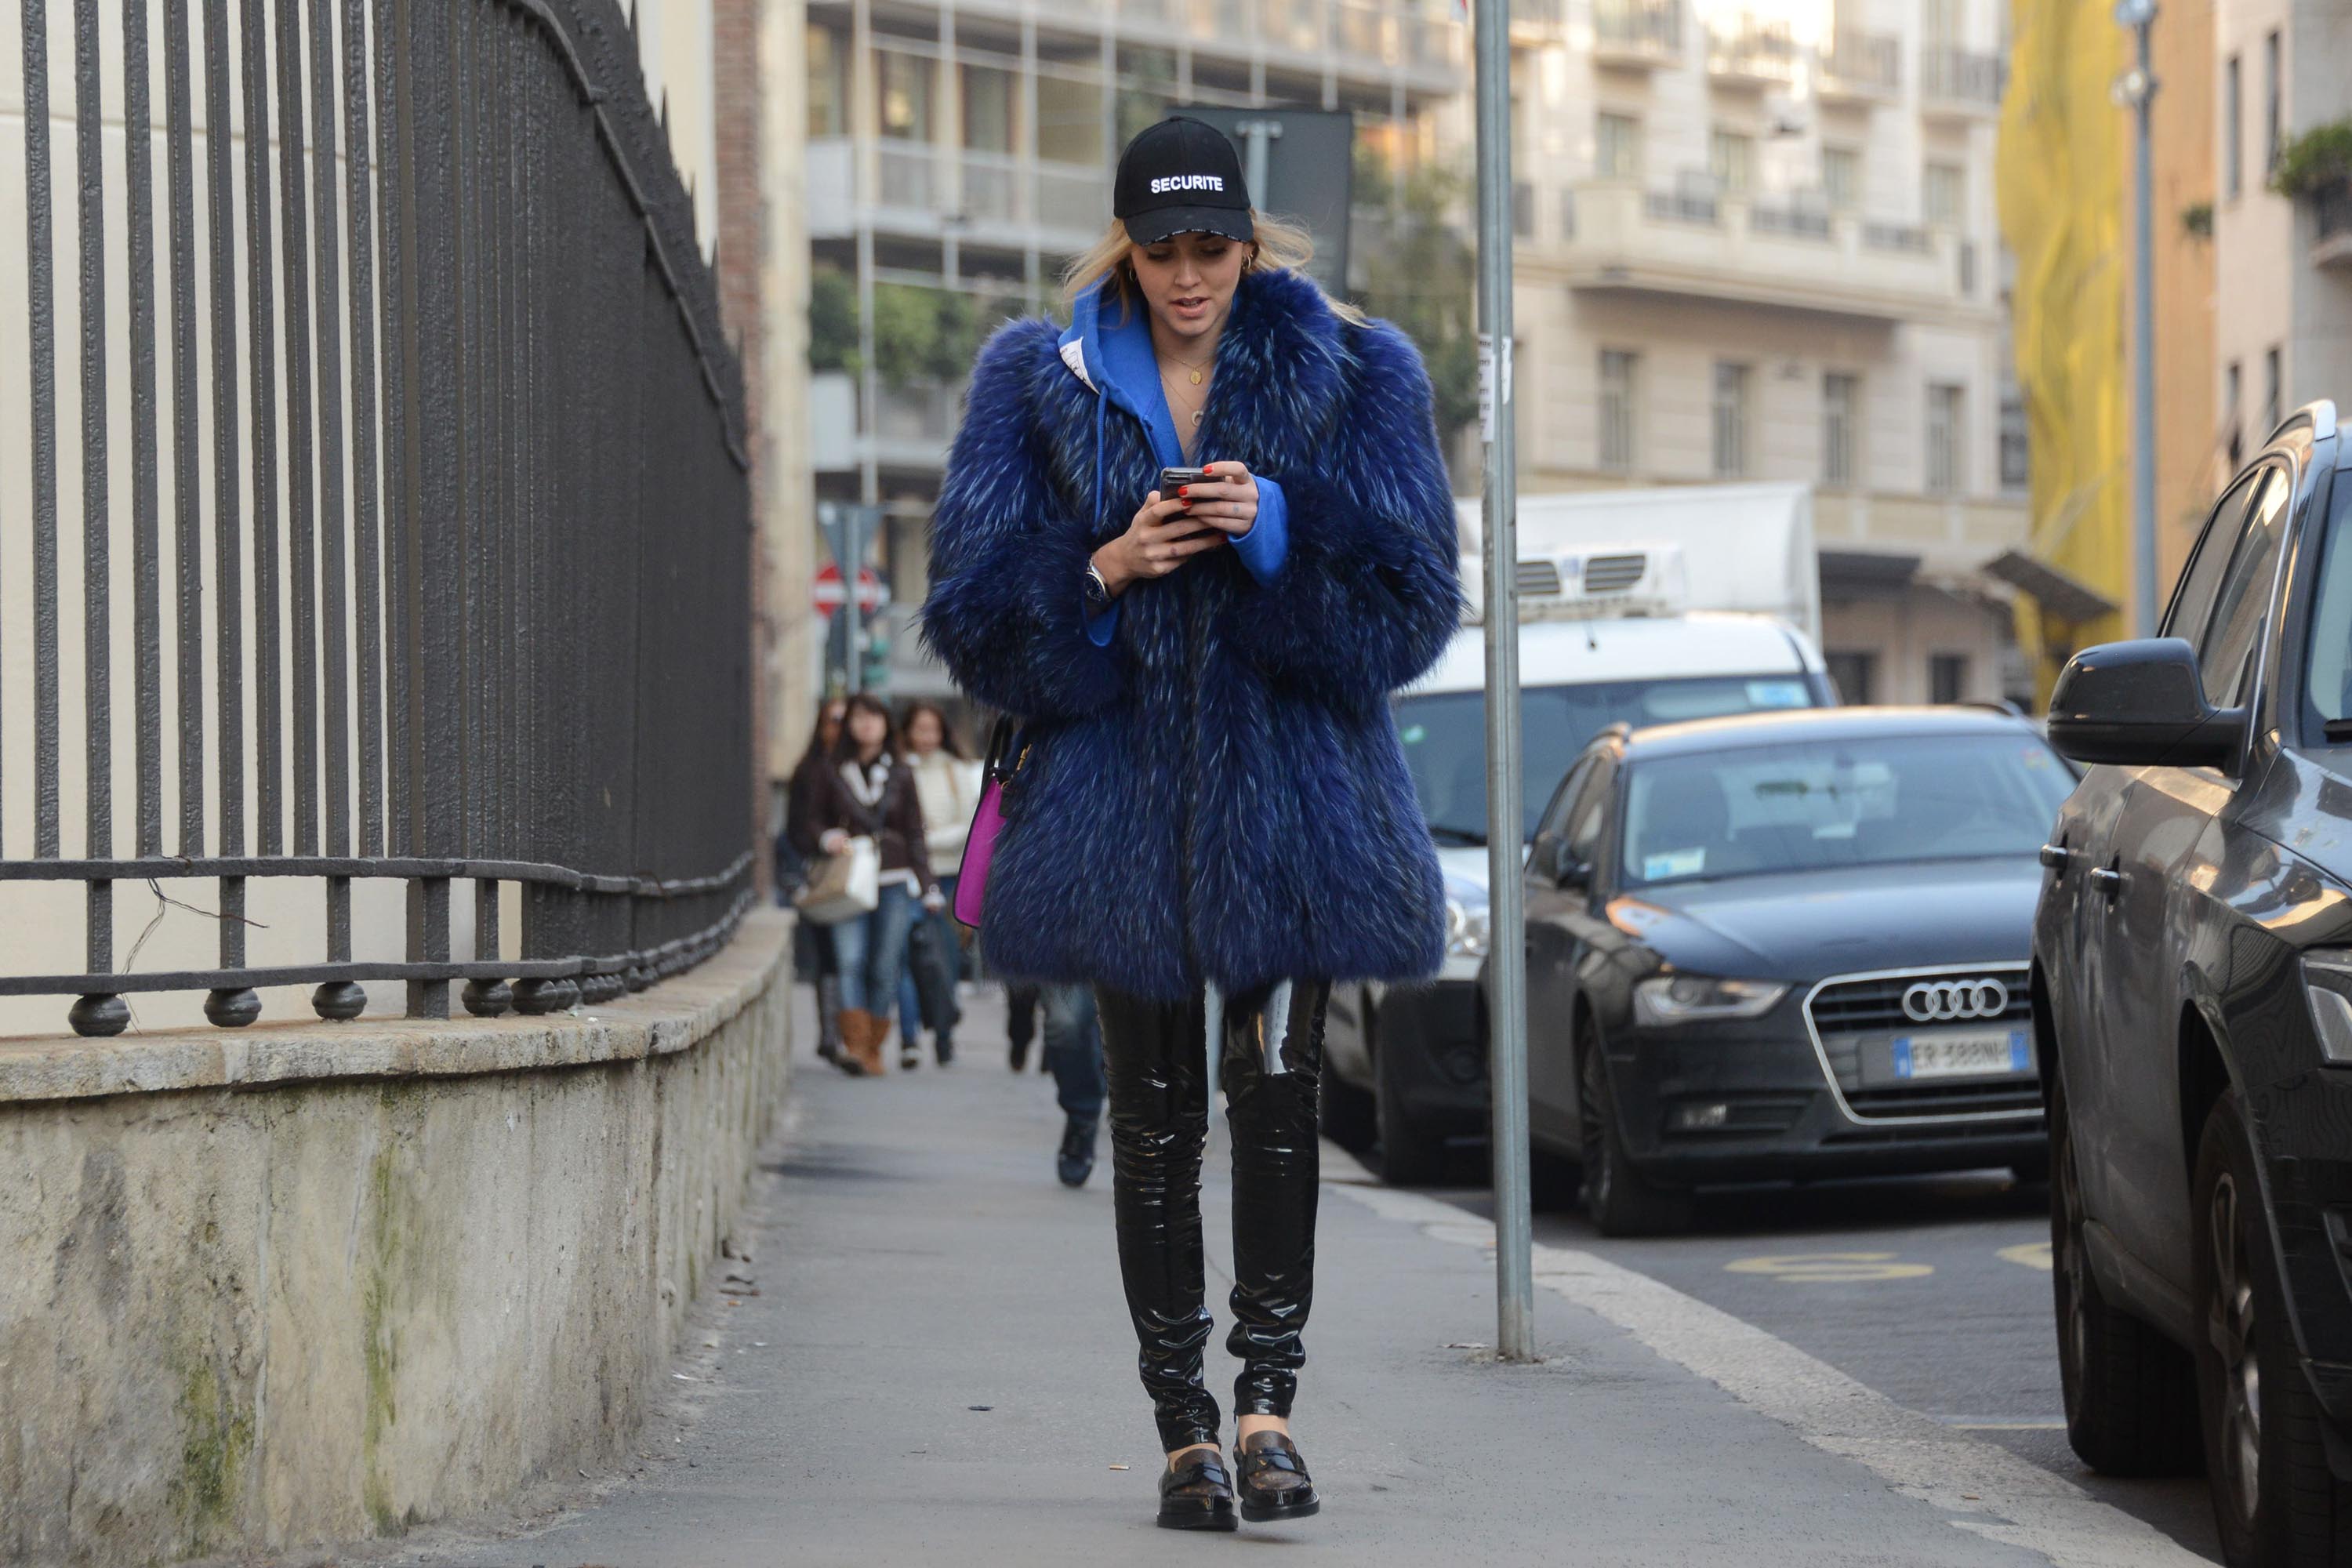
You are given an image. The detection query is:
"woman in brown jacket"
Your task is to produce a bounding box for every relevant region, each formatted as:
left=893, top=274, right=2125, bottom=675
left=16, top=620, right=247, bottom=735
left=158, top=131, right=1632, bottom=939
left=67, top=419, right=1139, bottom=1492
left=809, top=694, right=941, bottom=1073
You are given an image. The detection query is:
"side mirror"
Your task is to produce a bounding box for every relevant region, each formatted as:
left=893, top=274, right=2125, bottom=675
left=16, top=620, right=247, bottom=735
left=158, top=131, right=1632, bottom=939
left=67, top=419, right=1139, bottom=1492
left=2047, top=637, right=2248, bottom=769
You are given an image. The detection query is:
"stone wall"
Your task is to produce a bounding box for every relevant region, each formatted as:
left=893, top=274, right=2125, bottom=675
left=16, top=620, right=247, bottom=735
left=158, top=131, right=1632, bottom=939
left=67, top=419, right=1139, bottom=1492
left=0, top=909, right=793, bottom=1565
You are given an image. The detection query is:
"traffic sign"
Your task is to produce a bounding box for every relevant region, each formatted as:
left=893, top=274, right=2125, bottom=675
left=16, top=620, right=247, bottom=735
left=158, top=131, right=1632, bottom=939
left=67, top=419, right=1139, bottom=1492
left=812, top=561, right=886, bottom=616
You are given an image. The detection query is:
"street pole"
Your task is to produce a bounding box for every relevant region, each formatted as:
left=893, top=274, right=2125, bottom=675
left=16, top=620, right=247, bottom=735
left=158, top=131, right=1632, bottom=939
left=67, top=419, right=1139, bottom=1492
left=2118, top=0, right=2159, bottom=635
left=1472, top=0, right=1534, bottom=1363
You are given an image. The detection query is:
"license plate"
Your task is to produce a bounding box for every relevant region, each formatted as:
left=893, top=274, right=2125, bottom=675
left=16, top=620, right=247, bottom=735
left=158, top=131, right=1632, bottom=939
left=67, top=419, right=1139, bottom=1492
left=1892, top=1029, right=2031, bottom=1080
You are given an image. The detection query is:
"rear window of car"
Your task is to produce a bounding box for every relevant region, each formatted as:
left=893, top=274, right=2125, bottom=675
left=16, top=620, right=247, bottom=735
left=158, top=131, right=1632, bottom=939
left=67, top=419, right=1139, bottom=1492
left=1397, top=673, right=1818, bottom=845
left=1621, top=731, right=2077, bottom=887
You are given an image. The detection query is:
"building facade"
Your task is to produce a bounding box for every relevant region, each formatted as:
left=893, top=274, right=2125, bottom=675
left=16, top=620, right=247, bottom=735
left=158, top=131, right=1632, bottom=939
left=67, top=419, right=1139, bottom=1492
left=1508, top=0, right=2030, bottom=707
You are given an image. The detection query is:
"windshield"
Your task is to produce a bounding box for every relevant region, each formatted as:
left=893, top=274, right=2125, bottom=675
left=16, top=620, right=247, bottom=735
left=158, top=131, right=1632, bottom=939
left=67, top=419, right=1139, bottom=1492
left=2301, top=465, right=2352, bottom=740
left=1621, top=732, right=2076, bottom=887
left=1396, top=673, right=1817, bottom=844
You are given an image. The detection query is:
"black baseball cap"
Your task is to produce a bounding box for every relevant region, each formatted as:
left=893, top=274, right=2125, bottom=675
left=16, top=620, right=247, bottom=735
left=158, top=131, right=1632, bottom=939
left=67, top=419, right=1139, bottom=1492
left=1113, top=116, right=1254, bottom=246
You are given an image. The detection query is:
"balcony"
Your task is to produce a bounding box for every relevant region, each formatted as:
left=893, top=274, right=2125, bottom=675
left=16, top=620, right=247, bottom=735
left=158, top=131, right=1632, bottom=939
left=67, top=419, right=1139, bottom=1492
left=804, top=137, right=1108, bottom=253
left=1539, top=181, right=1990, bottom=323
left=2314, top=182, right=2352, bottom=270
left=1919, top=44, right=2005, bottom=116
left=1592, top=0, right=1682, bottom=68
left=1707, top=15, right=1798, bottom=87
left=811, top=372, right=962, bottom=475
left=1817, top=28, right=1900, bottom=103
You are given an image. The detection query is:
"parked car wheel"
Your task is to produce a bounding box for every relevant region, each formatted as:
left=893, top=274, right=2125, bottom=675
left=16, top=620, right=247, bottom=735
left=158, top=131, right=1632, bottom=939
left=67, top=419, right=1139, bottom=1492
left=2050, top=1073, right=2201, bottom=1476
left=1319, top=993, right=1377, bottom=1155
left=2194, top=1088, right=2352, bottom=1566
left=1374, top=1010, right=1447, bottom=1186
left=1577, top=1019, right=1692, bottom=1236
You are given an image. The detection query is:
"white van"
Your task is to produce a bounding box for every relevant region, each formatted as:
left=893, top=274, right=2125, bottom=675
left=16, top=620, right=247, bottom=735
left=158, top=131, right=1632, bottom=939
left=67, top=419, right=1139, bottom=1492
left=1322, top=539, right=1835, bottom=1182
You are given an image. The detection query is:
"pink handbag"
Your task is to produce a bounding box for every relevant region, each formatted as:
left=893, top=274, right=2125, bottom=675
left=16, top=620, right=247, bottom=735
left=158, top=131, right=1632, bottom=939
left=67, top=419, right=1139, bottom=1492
left=952, top=718, right=1024, bottom=928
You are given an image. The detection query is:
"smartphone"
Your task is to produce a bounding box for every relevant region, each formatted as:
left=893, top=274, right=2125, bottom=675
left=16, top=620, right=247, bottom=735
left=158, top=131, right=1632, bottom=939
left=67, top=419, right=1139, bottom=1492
left=1158, top=466, right=1219, bottom=542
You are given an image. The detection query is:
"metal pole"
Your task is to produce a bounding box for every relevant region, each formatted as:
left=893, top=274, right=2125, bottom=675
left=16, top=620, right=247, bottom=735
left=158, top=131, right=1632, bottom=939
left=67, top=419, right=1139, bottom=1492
left=1473, top=0, right=1534, bottom=1363
left=2128, top=15, right=2159, bottom=637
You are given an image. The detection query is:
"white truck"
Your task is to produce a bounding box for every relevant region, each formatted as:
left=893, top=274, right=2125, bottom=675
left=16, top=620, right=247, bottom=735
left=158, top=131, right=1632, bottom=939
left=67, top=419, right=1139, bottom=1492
left=1321, top=482, right=1836, bottom=1183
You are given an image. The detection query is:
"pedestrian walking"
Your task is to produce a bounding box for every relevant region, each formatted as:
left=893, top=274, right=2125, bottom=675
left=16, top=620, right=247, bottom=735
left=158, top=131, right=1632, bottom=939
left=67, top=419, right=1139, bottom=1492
left=1003, top=981, right=1041, bottom=1073
left=782, top=698, right=851, bottom=1069
left=1039, top=982, right=1107, bottom=1188
left=892, top=701, right=982, bottom=1067
left=920, top=116, right=1460, bottom=1532
left=810, top=695, right=942, bottom=1076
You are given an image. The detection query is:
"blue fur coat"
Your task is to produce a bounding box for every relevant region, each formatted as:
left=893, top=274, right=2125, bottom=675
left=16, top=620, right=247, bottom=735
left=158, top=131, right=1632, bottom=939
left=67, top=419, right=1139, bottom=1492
left=920, top=267, right=1462, bottom=1002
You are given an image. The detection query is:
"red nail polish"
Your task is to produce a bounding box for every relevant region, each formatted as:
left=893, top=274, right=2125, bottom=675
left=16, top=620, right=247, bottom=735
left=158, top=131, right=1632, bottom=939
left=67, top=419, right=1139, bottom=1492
left=1178, top=485, right=1190, bottom=497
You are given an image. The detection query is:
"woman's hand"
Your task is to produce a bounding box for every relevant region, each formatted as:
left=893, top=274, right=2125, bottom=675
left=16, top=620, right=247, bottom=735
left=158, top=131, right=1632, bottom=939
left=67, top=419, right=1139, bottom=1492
left=1094, top=488, right=1227, bottom=593
left=921, top=887, right=946, bottom=914
left=820, top=829, right=849, bottom=856
left=1179, top=462, right=1259, bottom=539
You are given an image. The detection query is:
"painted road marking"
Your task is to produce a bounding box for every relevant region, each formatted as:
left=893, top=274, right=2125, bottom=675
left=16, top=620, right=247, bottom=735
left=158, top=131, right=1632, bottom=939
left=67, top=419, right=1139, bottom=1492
left=1725, top=1251, right=1936, bottom=1283
left=1999, top=1241, right=2056, bottom=1272
left=1333, top=1181, right=2211, bottom=1568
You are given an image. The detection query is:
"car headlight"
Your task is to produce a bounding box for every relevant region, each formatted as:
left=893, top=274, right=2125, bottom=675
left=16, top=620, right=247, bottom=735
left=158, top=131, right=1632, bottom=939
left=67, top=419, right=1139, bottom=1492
left=1632, top=973, right=1788, bottom=1027
left=2301, top=952, right=2352, bottom=1064
left=1445, top=883, right=1490, bottom=959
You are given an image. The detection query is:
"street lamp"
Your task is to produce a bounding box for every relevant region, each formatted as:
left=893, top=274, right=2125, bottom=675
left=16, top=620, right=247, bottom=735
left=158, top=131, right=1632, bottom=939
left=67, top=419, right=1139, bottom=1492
left=2113, top=0, right=2159, bottom=637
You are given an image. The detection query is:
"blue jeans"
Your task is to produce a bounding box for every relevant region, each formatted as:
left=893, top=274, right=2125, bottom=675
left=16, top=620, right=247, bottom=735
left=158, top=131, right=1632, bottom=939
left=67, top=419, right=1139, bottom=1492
left=828, top=881, right=916, bottom=1017
left=897, top=873, right=962, bottom=1042
left=1043, top=983, right=1106, bottom=1125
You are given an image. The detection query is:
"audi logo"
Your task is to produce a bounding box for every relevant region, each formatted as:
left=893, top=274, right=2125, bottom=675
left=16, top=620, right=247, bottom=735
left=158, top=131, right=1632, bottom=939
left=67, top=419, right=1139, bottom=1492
left=1902, top=978, right=2011, bottom=1023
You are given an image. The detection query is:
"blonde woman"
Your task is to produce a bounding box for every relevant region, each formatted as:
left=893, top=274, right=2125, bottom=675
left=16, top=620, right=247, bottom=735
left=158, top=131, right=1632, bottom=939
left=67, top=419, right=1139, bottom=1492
left=921, top=117, right=1460, bottom=1530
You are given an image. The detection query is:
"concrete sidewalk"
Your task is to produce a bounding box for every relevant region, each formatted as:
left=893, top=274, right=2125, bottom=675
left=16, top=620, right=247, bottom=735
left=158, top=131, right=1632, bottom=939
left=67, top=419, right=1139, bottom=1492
left=407, top=988, right=2053, bottom=1568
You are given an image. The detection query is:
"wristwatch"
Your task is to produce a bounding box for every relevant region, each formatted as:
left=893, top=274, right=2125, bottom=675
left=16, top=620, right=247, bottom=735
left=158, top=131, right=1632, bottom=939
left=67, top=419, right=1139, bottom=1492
left=1083, top=561, right=1113, bottom=617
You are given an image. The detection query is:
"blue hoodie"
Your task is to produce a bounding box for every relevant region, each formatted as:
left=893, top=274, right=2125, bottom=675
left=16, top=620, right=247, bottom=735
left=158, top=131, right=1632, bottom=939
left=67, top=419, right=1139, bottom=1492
left=1056, top=280, right=1288, bottom=647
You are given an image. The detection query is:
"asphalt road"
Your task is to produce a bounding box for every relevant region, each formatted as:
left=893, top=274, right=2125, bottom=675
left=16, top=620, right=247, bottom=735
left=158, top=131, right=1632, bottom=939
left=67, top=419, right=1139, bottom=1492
left=1424, top=1162, right=2224, bottom=1563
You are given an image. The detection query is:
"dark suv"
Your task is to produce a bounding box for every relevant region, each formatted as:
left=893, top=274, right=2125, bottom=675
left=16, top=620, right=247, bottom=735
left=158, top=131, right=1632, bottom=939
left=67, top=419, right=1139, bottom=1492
left=2035, top=401, right=2352, bottom=1566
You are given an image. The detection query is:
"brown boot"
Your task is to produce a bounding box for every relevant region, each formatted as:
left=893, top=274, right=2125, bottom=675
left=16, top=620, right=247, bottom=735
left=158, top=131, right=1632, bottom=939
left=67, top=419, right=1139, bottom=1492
left=842, top=1009, right=887, bottom=1076
left=833, top=1011, right=872, bottom=1076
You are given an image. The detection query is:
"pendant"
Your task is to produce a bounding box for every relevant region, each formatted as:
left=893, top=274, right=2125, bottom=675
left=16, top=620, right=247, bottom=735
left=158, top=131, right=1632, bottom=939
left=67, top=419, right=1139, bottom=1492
left=1189, top=369, right=1203, bottom=385
left=1191, top=409, right=1202, bottom=426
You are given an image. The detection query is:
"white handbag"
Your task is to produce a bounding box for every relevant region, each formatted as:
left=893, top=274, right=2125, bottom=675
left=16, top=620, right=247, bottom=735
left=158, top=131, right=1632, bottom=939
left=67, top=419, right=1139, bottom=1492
left=793, top=835, right=881, bottom=925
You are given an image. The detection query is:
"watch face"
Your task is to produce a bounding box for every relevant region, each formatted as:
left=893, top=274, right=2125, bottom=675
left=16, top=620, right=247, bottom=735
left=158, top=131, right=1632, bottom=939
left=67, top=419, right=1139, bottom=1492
left=1083, top=570, right=1111, bottom=613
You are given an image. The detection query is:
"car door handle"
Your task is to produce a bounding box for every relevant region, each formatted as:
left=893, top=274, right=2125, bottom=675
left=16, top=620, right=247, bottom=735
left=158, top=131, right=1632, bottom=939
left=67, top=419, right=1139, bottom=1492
left=2089, top=865, right=2122, bottom=897
left=2039, top=842, right=2069, bottom=872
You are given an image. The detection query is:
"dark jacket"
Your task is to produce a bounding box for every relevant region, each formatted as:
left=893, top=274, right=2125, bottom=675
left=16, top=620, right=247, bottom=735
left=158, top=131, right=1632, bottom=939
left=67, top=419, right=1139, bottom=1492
left=919, top=267, right=1461, bottom=1001
left=808, top=752, right=935, bottom=897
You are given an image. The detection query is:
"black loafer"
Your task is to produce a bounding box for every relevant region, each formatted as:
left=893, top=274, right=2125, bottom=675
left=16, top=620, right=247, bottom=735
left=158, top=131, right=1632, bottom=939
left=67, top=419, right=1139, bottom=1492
left=1157, top=1447, right=1238, bottom=1531
left=1233, top=1430, right=1319, bottom=1523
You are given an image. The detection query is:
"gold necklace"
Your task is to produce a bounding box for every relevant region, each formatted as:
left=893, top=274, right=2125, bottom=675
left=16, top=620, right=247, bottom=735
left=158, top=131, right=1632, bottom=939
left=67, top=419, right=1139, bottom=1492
left=1160, top=345, right=1214, bottom=386
left=1160, top=367, right=1207, bottom=427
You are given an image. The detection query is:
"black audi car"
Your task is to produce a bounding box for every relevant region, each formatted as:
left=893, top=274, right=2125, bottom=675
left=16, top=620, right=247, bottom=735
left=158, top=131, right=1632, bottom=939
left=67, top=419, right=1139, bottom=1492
left=1524, top=706, right=2074, bottom=1234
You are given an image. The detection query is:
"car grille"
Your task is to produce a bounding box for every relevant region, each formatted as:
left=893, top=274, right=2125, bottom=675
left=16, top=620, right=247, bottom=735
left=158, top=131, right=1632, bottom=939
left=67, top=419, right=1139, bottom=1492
left=1806, top=967, right=2040, bottom=1123
left=1515, top=558, right=1562, bottom=597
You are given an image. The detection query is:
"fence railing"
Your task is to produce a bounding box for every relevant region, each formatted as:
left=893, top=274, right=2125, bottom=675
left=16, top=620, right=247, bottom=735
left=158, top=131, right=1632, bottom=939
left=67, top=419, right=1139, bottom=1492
left=2, top=0, right=753, bottom=1036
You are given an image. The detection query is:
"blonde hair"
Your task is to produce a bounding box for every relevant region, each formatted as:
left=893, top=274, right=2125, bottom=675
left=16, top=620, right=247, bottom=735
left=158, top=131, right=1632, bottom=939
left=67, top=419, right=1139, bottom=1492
left=1060, top=210, right=1368, bottom=326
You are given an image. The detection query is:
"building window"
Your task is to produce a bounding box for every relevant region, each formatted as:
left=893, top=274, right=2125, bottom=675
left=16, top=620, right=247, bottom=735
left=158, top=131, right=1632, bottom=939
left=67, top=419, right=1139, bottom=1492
left=1712, top=361, right=1750, bottom=477
left=1930, top=654, right=1969, bottom=705
left=1596, top=112, right=1642, bottom=181
left=964, top=65, right=1014, bottom=154
left=1823, top=372, right=1859, bottom=488
left=1709, top=129, right=1754, bottom=198
left=2224, top=55, right=2242, bottom=199
left=2264, top=31, right=2281, bottom=175
left=808, top=25, right=849, bottom=137
left=877, top=50, right=935, bottom=142
left=1599, top=350, right=1639, bottom=472
left=1822, top=146, right=1860, bottom=212
left=1827, top=651, right=1877, bottom=706
left=1035, top=74, right=1103, bottom=165
left=2264, top=346, right=2282, bottom=436
left=1999, top=386, right=2029, bottom=491
left=1926, top=383, right=1965, bottom=495
left=2226, top=361, right=2243, bottom=466
left=1512, top=181, right=1536, bottom=238
left=1923, top=162, right=1964, bottom=228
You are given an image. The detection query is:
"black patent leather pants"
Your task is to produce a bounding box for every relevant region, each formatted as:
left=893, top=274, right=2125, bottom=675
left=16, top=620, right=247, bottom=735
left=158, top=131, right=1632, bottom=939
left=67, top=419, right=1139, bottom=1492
left=1095, top=980, right=1330, bottom=1453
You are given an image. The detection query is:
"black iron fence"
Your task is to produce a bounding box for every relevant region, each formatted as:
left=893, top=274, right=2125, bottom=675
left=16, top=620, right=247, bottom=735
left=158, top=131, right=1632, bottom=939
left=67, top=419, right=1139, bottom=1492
left=4, top=0, right=753, bottom=1036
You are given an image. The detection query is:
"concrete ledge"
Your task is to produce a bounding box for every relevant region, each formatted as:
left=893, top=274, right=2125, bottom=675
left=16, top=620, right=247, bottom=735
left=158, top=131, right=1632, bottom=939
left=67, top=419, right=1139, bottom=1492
left=0, top=909, right=794, bottom=1566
